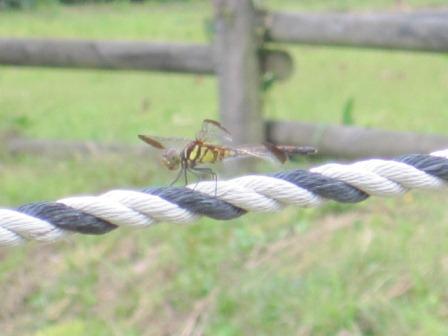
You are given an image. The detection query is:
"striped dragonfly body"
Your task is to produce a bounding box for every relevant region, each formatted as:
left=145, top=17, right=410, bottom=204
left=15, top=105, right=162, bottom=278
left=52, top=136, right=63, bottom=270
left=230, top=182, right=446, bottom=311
left=139, top=119, right=316, bottom=186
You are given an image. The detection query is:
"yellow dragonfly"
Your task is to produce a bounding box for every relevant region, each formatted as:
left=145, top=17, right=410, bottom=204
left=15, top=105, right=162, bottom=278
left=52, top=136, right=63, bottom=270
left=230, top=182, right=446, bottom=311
left=139, top=119, right=316, bottom=185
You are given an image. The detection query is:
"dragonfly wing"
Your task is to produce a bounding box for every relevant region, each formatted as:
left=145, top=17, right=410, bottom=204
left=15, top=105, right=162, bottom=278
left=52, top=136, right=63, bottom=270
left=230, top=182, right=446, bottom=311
left=262, top=142, right=288, bottom=163
left=138, top=135, right=191, bottom=151
left=264, top=142, right=317, bottom=162
left=196, top=119, right=233, bottom=144
left=228, top=145, right=283, bottom=164
left=223, top=143, right=316, bottom=164
left=138, top=135, right=165, bottom=149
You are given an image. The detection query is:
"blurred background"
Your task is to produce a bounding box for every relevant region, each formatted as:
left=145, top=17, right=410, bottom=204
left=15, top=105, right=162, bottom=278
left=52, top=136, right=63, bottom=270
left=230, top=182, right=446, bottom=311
left=1, top=0, right=448, bottom=335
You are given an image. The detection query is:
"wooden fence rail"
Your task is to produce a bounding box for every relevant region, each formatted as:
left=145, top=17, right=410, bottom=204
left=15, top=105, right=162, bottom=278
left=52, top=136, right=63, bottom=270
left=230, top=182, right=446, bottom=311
left=265, top=11, right=448, bottom=52
left=0, top=39, right=213, bottom=73
left=0, top=38, right=292, bottom=78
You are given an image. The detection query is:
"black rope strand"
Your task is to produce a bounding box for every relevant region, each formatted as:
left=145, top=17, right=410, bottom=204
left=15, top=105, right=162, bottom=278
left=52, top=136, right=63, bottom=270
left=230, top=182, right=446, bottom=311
left=395, top=154, right=448, bottom=181
left=17, top=202, right=117, bottom=235
left=143, top=187, right=247, bottom=220
left=273, top=170, right=369, bottom=203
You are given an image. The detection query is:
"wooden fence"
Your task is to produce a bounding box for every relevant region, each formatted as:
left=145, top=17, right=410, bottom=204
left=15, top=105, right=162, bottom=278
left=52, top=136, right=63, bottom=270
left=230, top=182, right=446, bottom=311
left=1, top=0, right=448, bottom=158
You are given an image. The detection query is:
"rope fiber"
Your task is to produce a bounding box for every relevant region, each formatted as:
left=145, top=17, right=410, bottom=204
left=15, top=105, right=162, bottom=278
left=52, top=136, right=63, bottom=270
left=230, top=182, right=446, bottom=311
left=2, top=150, right=448, bottom=246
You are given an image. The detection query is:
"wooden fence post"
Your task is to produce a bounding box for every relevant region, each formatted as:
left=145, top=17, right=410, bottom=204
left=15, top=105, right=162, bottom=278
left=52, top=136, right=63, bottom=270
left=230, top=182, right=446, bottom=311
left=213, top=0, right=263, bottom=147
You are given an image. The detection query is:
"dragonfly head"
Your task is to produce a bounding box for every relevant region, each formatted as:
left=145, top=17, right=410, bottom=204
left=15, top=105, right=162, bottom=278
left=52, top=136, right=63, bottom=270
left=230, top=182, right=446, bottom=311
left=162, top=148, right=181, bottom=170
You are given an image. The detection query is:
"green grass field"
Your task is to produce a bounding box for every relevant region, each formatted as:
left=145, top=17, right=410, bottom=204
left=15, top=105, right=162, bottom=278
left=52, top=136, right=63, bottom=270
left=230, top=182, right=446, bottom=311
left=1, top=1, right=448, bottom=335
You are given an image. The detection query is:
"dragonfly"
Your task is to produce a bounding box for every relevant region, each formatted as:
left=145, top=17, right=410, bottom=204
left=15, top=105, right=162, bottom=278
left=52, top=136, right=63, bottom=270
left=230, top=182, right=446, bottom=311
left=138, top=119, right=316, bottom=186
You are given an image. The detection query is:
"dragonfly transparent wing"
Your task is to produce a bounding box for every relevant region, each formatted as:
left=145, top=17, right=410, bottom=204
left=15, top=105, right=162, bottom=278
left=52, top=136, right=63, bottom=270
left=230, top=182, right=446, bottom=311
left=196, top=119, right=233, bottom=144
left=228, top=145, right=283, bottom=164
left=222, top=143, right=316, bottom=164
left=138, top=134, right=192, bottom=151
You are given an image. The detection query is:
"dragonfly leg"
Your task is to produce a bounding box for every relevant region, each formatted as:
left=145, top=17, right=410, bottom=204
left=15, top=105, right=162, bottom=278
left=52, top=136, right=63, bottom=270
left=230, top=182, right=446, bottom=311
left=183, top=166, right=188, bottom=185
left=172, top=159, right=189, bottom=186
left=170, top=167, right=185, bottom=186
left=190, top=167, right=218, bottom=195
left=187, top=168, right=202, bottom=191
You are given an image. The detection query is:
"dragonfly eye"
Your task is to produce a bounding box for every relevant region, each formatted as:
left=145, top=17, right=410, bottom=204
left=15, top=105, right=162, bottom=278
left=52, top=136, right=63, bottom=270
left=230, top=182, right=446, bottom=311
left=162, top=149, right=180, bottom=170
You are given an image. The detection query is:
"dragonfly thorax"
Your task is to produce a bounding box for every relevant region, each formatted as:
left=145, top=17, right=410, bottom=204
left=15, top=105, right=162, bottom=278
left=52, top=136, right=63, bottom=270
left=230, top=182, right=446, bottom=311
left=162, top=148, right=181, bottom=170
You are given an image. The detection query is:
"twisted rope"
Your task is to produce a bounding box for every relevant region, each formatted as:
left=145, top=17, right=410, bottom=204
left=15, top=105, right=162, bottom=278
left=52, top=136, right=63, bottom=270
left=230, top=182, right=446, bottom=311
left=2, top=149, right=448, bottom=246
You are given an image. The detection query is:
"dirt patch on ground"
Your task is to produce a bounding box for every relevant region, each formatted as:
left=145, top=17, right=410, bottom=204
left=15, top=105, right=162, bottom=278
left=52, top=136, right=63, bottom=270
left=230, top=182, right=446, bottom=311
left=0, top=243, right=65, bottom=335
left=246, top=212, right=368, bottom=270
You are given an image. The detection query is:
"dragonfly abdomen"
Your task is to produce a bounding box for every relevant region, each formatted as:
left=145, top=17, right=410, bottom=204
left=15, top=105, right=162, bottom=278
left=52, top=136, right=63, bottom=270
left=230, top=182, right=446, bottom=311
left=276, top=145, right=316, bottom=155
left=186, top=142, right=235, bottom=166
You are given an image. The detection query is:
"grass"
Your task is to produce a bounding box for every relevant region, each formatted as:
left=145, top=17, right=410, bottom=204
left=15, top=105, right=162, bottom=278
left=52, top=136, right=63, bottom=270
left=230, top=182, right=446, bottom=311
left=1, top=1, right=448, bottom=335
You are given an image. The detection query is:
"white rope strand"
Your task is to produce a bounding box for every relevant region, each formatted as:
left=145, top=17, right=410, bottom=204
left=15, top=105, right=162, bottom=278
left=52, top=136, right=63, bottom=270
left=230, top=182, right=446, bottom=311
left=189, top=180, right=283, bottom=212
left=101, top=190, right=198, bottom=223
left=229, top=175, right=323, bottom=207
left=351, top=159, right=445, bottom=189
left=0, top=209, right=65, bottom=243
left=58, top=196, right=153, bottom=228
left=311, top=163, right=407, bottom=196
